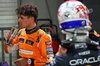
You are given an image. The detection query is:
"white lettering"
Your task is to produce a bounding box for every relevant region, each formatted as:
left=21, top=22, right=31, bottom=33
left=69, top=56, right=100, bottom=65
left=83, top=58, right=88, bottom=64
left=19, top=49, right=33, bottom=54
left=77, top=59, right=82, bottom=65
left=78, top=50, right=90, bottom=55
left=69, top=60, right=77, bottom=65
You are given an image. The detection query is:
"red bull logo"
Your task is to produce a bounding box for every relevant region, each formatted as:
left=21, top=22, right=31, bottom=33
left=76, top=4, right=89, bottom=19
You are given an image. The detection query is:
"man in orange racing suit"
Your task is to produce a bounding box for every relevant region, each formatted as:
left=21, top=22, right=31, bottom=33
left=4, top=4, right=53, bottom=66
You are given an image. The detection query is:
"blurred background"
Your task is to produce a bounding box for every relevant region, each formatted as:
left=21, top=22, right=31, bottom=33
left=0, top=0, right=100, bottom=66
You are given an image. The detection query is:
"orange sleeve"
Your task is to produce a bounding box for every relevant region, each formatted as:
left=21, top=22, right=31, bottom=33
left=4, top=41, right=9, bottom=53
left=39, top=34, right=53, bottom=58
left=4, top=31, right=19, bottom=54
left=11, top=35, right=19, bottom=46
left=12, top=29, right=22, bottom=46
left=34, top=34, right=53, bottom=66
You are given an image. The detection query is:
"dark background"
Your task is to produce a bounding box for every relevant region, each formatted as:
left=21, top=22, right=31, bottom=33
left=83, top=0, right=100, bottom=34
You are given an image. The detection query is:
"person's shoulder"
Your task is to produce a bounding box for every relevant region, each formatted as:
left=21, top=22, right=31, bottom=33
left=20, top=28, right=25, bottom=31
left=37, top=29, right=47, bottom=35
left=52, top=55, right=69, bottom=65
left=37, top=29, right=52, bottom=39
left=19, top=28, right=25, bottom=31
left=17, top=28, right=25, bottom=36
left=55, top=55, right=68, bottom=60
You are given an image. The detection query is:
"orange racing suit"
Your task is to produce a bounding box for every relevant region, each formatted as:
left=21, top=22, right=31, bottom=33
left=4, top=26, right=54, bottom=66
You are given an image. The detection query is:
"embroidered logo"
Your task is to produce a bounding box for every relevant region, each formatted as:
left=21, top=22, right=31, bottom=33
left=19, top=38, right=24, bottom=43
left=26, top=40, right=34, bottom=45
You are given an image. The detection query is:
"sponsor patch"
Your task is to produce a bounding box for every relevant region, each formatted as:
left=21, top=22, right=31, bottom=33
left=78, top=50, right=90, bottom=55
left=46, top=48, right=53, bottom=51
left=47, top=55, right=54, bottom=57
left=46, top=44, right=52, bottom=48
left=47, top=52, right=53, bottom=55
left=26, top=40, right=34, bottom=45
left=69, top=56, right=100, bottom=65
left=45, top=41, right=52, bottom=45
left=19, top=49, right=33, bottom=54
left=19, top=38, right=24, bottom=43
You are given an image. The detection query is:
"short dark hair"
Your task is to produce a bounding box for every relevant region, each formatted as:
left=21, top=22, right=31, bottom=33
left=16, top=3, right=38, bottom=22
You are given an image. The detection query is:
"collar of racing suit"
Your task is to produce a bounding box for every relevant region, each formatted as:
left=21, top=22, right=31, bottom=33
left=25, top=26, right=40, bottom=34
left=67, top=43, right=88, bottom=53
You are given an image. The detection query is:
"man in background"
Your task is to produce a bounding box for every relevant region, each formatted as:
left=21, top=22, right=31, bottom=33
left=46, top=0, right=100, bottom=66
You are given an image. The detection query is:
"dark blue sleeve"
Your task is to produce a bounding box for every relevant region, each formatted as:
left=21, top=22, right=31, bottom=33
left=46, top=55, right=68, bottom=66
left=46, top=55, right=58, bottom=66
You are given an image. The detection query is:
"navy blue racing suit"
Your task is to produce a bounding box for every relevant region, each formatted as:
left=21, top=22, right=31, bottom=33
left=46, top=44, right=100, bottom=66
left=46, top=29, right=100, bottom=66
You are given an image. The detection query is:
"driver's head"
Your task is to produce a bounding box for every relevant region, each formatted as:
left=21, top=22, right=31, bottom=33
left=57, top=0, right=91, bottom=40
